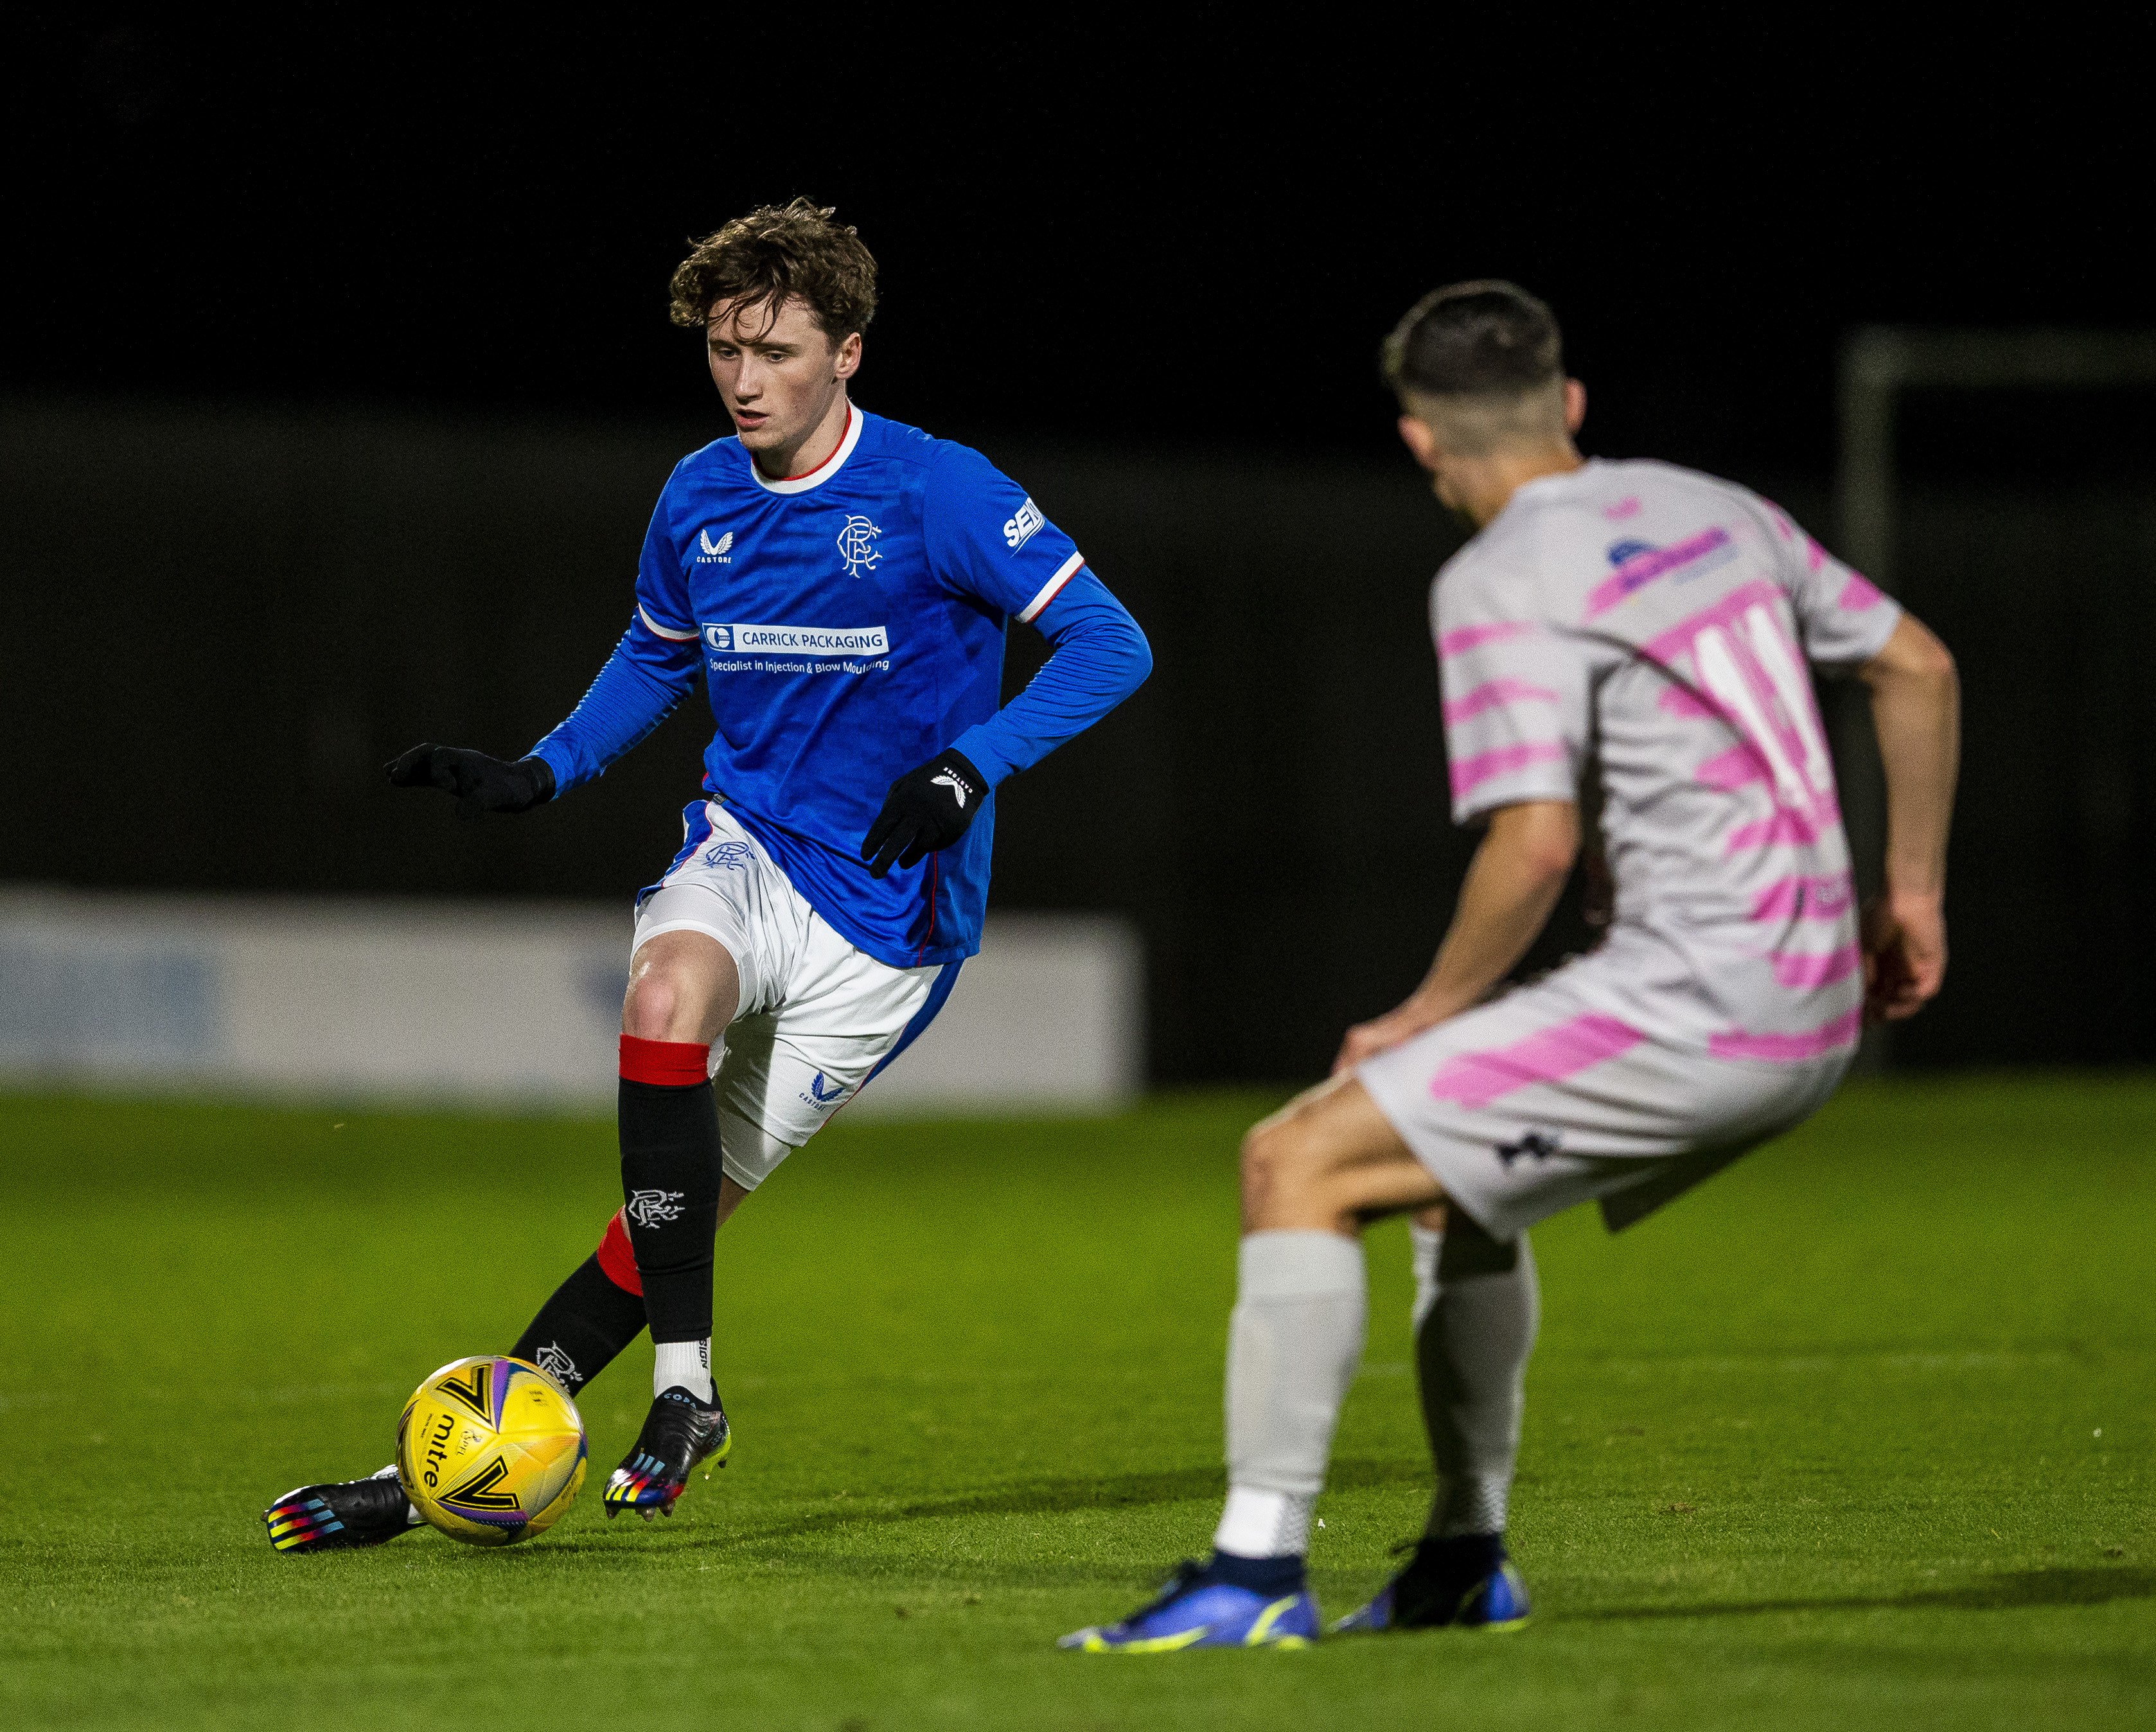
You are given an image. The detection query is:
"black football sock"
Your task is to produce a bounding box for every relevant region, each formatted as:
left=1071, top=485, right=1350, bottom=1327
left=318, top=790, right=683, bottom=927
left=510, top=1248, right=646, bottom=1397
left=1203, top=1550, right=1307, bottom=1595
left=615, top=1035, right=722, bottom=1349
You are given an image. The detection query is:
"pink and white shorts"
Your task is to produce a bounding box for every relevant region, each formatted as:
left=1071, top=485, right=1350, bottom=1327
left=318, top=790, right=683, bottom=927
left=1357, top=970, right=1851, bottom=1239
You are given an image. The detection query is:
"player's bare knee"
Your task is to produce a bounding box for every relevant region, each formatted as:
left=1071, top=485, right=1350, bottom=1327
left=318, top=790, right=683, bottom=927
left=1239, top=1115, right=1334, bottom=1223
left=621, top=966, right=691, bottom=1041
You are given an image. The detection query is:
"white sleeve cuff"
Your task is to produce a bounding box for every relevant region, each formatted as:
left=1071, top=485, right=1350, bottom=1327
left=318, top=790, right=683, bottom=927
left=1016, top=552, right=1085, bottom=624
left=639, top=603, right=699, bottom=642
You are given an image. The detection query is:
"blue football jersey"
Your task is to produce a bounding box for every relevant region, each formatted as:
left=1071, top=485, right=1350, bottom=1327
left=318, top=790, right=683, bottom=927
left=603, top=407, right=1109, bottom=969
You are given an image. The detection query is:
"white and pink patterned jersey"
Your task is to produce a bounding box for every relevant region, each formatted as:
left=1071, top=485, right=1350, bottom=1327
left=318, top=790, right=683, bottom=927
left=1432, top=457, right=1902, bottom=1057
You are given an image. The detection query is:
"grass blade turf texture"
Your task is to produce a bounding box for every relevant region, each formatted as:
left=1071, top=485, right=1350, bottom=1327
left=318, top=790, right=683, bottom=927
left=1, top=1079, right=2151, bottom=1729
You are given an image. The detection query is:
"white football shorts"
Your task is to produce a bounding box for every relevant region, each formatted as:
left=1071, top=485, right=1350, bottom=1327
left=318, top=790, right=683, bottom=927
left=1357, top=965, right=1851, bottom=1240
left=632, top=800, right=958, bottom=1189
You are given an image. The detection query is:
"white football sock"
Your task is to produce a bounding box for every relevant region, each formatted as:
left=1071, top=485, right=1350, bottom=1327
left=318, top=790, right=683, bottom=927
left=653, top=1338, right=713, bottom=1404
left=1415, top=1221, right=1539, bottom=1538
left=1215, top=1230, right=1367, bottom=1557
left=1214, top=1485, right=1314, bottom=1557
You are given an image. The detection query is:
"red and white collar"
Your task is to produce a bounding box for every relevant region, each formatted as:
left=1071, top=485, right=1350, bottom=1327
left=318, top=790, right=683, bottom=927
left=750, top=402, right=863, bottom=496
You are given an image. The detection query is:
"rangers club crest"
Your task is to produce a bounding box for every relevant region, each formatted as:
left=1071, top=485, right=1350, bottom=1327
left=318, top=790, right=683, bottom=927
left=624, top=1188, right=685, bottom=1228
left=836, top=515, right=882, bottom=578
left=533, top=1341, right=579, bottom=1386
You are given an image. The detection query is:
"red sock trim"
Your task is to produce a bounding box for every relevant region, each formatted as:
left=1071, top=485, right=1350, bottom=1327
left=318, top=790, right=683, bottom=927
left=619, top=1034, right=711, bottom=1087
left=595, top=1210, right=643, bottom=1296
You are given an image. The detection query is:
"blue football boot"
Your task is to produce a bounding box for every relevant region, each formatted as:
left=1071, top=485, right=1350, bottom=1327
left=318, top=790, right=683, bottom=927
left=1332, top=1535, right=1531, bottom=1633
left=1060, top=1560, right=1321, bottom=1652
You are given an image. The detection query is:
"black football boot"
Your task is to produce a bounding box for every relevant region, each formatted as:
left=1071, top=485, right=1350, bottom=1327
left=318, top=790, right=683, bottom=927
left=601, top=1386, right=732, bottom=1519
left=263, top=1465, right=423, bottom=1553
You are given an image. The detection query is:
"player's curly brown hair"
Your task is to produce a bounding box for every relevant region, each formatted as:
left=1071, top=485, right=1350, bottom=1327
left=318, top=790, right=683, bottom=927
left=667, top=198, right=878, bottom=342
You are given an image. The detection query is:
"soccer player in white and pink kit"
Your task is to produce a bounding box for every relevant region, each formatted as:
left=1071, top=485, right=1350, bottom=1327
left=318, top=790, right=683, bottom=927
left=1066, top=281, right=1960, bottom=1652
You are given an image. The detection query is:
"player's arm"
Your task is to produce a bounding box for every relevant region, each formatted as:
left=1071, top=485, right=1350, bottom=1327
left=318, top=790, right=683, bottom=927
left=863, top=450, right=1153, bottom=879
left=1332, top=799, right=1580, bottom=1074
left=1855, top=612, right=1959, bottom=1020
left=389, top=491, right=700, bottom=819
left=386, top=623, right=695, bottom=818
left=862, top=571, right=1152, bottom=876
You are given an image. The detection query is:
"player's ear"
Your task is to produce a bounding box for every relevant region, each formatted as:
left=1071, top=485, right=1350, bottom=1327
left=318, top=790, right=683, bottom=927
left=1563, top=378, right=1586, bottom=434
left=833, top=331, right=863, bottom=381
left=1397, top=412, right=1440, bottom=472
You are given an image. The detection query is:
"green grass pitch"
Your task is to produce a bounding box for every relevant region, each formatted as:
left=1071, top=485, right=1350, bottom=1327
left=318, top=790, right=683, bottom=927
left=1, top=1076, right=2151, bottom=1729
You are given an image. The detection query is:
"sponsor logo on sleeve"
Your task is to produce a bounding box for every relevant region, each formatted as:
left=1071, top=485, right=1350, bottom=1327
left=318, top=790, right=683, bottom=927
left=1002, top=497, right=1045, bottom=550
left=836, top=515, right=882, bottom=577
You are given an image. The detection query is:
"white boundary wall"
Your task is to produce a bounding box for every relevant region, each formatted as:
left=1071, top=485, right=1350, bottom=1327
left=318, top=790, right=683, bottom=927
left=0, top=889, right=1142, bottom=1115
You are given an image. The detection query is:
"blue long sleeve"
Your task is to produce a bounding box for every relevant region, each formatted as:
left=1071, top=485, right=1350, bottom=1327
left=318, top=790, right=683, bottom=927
left=951, top=569, right=1152, bottom=784
left=529, top=627, right=696, bottom=793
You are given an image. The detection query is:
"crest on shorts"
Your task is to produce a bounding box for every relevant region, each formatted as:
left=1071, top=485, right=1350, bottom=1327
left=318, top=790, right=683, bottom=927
left=1496, top=1131, right=1561, bottom=1167
left=802, top=1071, right=850, bottom=1109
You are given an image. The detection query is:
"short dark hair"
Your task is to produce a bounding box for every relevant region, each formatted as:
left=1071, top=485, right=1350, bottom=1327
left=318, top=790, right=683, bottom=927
left=1381, top=280, right=1562, bottom=399
left=668, top=198, right=878, bottom=340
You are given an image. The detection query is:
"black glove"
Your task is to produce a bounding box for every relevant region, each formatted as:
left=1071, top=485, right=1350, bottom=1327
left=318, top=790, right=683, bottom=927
left=385, top=744, right=556, bottom=820
left=860, top=748, right=987, bottom=879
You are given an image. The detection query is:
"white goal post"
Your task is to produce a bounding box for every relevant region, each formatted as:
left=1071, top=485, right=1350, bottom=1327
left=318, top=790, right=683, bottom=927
left=1830, top=327, right=2156, bottom=1066
left=1835, top=326, right=2156, bottom=592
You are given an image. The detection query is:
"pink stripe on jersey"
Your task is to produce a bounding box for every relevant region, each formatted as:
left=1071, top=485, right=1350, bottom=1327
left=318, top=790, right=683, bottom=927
left=1727, top=802, right=1837, bottom=853
left=1709, top=1008, right=1861, bottom=1062
left=1451, top=741, right=1566, bottom=800
left=1439, top=621, right=1531, bottom=658
left=1639, top=579, right=1783, bottom=665
left=1771, top=943, right=1862, bottom=988
left=1838, top=573, right=1885, bottom=611
left=1659, top=684, right=1718, bottom=719
left=1444, top=678, right=1560, bottom=724
left=1584, top=527, right=1732, bottom=619
left=1750, top=873, right=1854, bottom=922
left=1429, top=1013, right=1645, bottom=1110
left=1697, top=742, right=1770, bottom=791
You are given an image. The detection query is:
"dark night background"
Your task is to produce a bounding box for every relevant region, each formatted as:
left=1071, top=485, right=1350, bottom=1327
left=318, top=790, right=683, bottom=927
left=4, top=22, right=2152, bottom=1080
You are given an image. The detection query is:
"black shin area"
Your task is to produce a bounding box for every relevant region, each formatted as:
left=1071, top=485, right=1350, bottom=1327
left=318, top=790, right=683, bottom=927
left=1436, top=1212, right=1519, bottom=1279
left=617, top=1074, right=723, bottom=1344
left=1409, top=1531, right=1507, bottom=1581
left=511, top=1253, right=646, bottom=1395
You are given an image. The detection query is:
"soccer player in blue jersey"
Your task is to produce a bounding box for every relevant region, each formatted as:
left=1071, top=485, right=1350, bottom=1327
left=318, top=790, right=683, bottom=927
left=263, top=200, right=1151, bottom=1551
